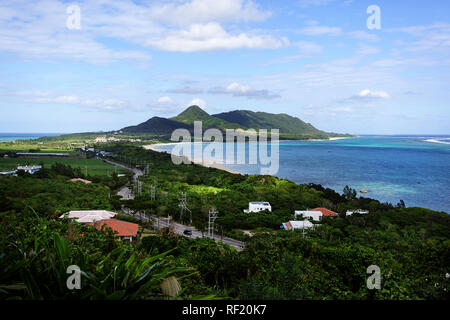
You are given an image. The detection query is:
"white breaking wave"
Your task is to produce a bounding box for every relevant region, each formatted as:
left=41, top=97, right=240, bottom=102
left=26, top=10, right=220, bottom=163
left=424, top=138, right=450, bottom=145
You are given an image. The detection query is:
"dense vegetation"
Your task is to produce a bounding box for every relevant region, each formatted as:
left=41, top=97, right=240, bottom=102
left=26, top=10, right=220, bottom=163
left=121, top=105, right=351, bottom=140
left=0, top=141, right=448, bottom=300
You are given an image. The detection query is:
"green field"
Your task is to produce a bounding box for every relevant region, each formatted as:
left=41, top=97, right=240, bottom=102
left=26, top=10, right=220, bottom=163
left=0, top=157, right=127, bottom=176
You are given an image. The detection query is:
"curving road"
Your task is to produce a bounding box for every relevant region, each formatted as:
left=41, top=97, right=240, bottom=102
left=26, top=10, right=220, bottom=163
left=104, top=157, right=245, bottom=251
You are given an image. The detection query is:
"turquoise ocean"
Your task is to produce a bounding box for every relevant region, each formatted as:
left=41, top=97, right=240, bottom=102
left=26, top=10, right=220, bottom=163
left=155, top=135, right=450, bottom=213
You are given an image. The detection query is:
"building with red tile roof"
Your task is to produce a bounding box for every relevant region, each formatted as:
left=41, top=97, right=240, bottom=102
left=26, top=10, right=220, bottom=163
left=90, top=219, right=139, bottom=242
left=310, top=207, right=339, bottom=217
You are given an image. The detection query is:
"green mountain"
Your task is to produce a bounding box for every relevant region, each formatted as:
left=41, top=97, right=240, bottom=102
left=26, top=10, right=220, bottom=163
left=120, top=106, right=351, bottom=139
left=170, top=105, right=241, bottom=130
left=121, top=116, right=192, bottom=134
left=213, top=110, right=331, bottom=138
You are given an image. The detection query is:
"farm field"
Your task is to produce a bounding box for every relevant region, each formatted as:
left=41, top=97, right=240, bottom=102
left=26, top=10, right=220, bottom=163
left=0, top=157, right=127, bottom=176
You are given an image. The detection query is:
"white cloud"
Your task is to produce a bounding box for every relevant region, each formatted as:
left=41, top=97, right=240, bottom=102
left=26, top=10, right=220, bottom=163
left=148, top=0, right=271, bottom=26
left=146, top=23, right=287, bottom=52
left=0, top=0, right=282, bottom=62
left=209, top=82, right=280, bottom=99
left=339, top=89, right=391, bottom=103
left=157, top=96, right=173, bottom=103
left=387, top=23, right=450, bottom=53
left=188, top=98, right=207, bottom=109
left=359, top=89, right=391, bottom=99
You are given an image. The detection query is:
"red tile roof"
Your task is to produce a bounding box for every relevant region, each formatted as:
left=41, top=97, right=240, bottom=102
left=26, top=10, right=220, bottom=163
left=310, top=207, right=338, bottom=217
left=90, top=219, right=138, bottom=237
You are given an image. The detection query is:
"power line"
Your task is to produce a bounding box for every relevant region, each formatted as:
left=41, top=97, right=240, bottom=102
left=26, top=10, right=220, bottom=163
left=179, top=193, right=192, bottom=225
left=151, top=185, right=156, bottom=201
left=208, top=208, right=218, bottom=238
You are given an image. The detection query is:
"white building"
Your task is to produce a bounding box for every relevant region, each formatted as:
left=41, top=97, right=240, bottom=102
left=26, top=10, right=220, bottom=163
left=244, top=202, right=272, bottom=213
left=294, top=210, right=323, bottom=221
left=60, top=210, right=117, bottom=223
left=346, top=209, right=369, bottom=216
left=281, top=220, right=314, bottom=230
left=17, top=165, right=42, bottom=174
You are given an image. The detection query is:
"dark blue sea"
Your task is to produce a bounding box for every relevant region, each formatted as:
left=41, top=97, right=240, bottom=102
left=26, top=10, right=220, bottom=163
left=155, top=136, right=450, bottom=213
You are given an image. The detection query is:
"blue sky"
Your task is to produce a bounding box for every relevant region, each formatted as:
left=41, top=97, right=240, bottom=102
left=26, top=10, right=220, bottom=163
left=1, top=0, right=449, bottom=134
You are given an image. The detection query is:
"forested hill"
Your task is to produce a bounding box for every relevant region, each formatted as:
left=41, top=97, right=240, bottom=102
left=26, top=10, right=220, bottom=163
left=120, top=105, right=352, bottom=139
left=213, top=110, right=330, bottom=138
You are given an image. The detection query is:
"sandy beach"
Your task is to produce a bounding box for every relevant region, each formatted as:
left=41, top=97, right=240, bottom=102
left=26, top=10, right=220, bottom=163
left=143, top=143, right=243, bottom=175
left=306, top=136, right=357, bottom=142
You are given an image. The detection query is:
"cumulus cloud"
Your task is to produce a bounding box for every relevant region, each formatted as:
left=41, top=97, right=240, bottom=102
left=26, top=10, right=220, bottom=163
left=0, top=0, right=283, bottom=62
left=188, top=98, right=207, bottom=109
left=209, top=82, right=280, bottom=100
left=339, top=89, right=391, bottom=103
left=146, top=96, right=207, bottom=114
left=146, top=23, right=288, bottom=52
left=157, top=96, right=174, bottom=103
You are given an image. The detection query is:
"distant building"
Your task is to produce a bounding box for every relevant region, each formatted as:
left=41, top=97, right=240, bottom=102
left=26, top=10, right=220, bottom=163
left=346, top=209, right=369, bottom=216
left=60, top=210, right=117, bottom=223
left=294, top=210, right=323, bottom=221
left=17, top=165, right=42, bottom=174
left=244, top=202, right=272, bottom=213
left=281, top=220, right=314, bottom=230
left=0, top=170, right=17, bottom=176
left=89, top=219, right=138, bottom=242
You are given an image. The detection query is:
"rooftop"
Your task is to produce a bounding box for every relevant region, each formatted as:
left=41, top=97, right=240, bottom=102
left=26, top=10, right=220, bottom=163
left=90, top=219, right=138, bottom=237
left=310, top=208, right=338, bottom=217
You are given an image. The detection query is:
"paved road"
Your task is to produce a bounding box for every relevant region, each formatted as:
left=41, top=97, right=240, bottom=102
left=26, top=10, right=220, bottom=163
left=122, top=208, right=244, bottom=251
left=101, top=158, right=143, bottom=200
left=105, top=157, right=245, bottom=251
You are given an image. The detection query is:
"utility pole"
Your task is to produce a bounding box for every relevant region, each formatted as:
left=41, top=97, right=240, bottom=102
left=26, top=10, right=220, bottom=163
left=208, top=208, right=218, bottom=238
left=179, top=193, right=192, bottom=225
left=151, top=185, right=156, bottom=201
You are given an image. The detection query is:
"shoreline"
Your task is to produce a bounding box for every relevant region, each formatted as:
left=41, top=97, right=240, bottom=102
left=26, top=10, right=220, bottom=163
left=142, top=136, right=357, bottom=175
left=143, top=143, right=243, bottom=175
left=305, top=136, right=358, bottom=142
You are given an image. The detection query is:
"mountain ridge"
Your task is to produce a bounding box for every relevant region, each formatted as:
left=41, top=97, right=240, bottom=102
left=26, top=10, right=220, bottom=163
left=120, top=105, right=352, bottom=139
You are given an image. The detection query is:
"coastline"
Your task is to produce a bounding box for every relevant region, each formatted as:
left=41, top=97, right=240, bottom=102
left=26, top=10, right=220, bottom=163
left=142, top=136, right=357, bottom=175
left=305, top=136, right=357, bottom=142
left=143, top=143, right=243, bottom=175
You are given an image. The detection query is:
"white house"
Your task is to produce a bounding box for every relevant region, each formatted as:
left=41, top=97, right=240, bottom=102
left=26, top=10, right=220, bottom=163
left=346, top=209, right=369, bottom=216
left=17, top=165, right=42, bottom=174
left=281, top=220, right=314, bottom=230
left=294, top=210, right=323, bottom=221
left=244, top=202, right=272, bottom=213
left=60, top=210, right=117, bottom=223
